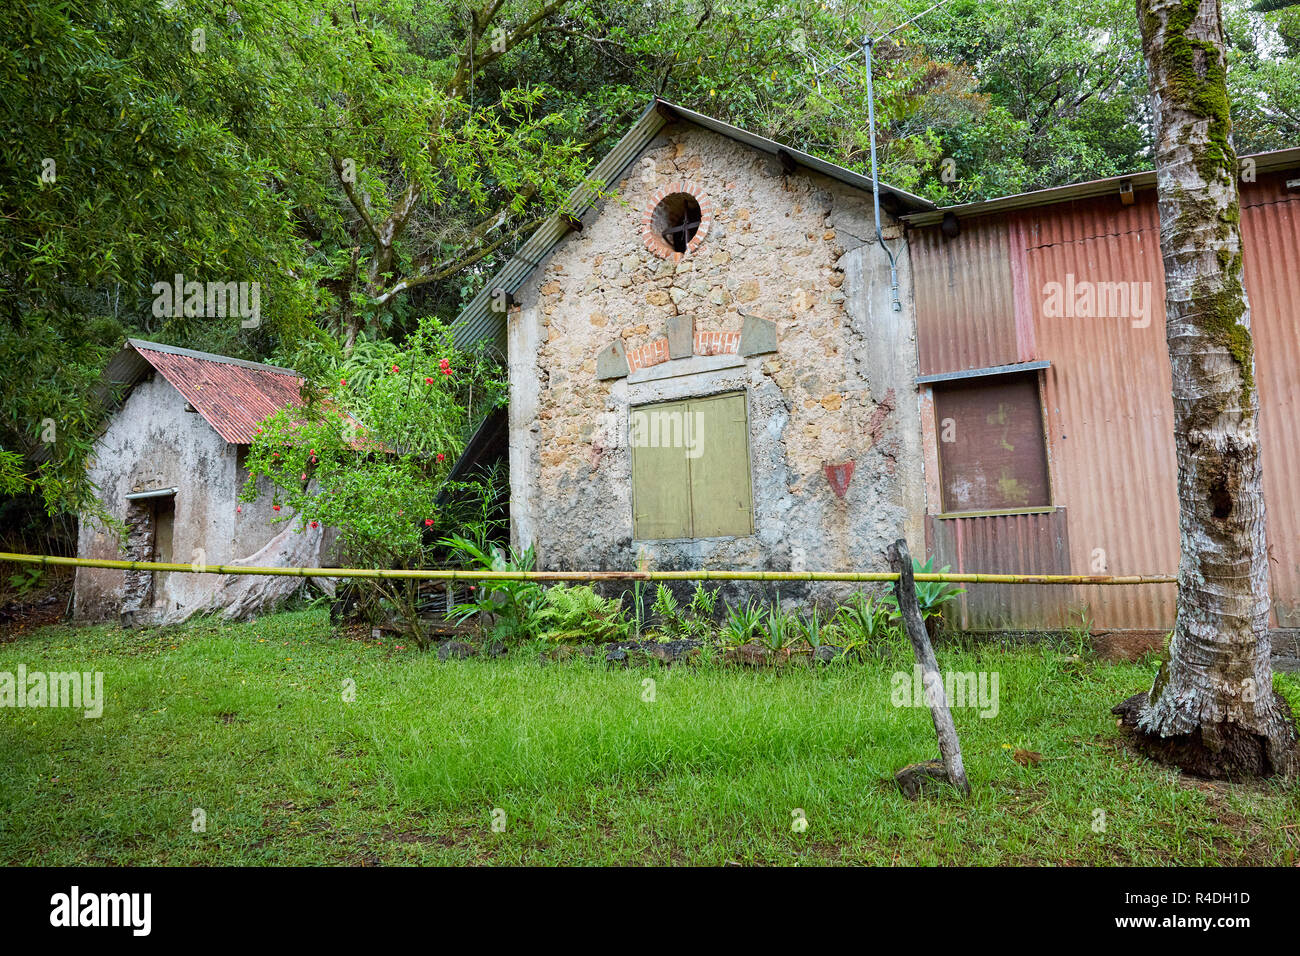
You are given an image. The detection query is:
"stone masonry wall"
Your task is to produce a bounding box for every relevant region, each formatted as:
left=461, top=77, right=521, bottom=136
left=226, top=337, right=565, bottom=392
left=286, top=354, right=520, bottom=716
left=507, top=123, right=926, bottom=605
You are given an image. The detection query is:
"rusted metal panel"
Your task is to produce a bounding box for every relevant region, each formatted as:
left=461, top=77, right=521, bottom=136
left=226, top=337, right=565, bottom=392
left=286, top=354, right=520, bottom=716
left=911, top=164, right=1299, bottom=632
left=910, top=217, right=1019, bottom=376
left=133, top=345, right=305, bottom=445
left=1016, top=192, right=1179, bottom=629
left=1242, top=174, right=1300, bottom=627
left=932, top=374, right=1050, bottom=513
left=926, top=509, right=1073, bottom=630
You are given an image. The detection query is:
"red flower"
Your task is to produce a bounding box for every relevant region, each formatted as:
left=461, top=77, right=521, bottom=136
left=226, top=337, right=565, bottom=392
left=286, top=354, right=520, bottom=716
left=340, top=379, right=347, bottom=386
left=436, top=453, right=445, bottom=463
left=300, top=473, right=307, bottom=481
left=236, top=506, right=242, bottom=514
left=438, top=358, right=450, bottom=369
left=391, top=364, right=400, bottom=373
left=273, top=504, right=281, bottom=512
left=310, top=521, right=319, bottom=529
left=425, top=377, right=434, bottom=385
left=424, top=518, right=434, bottom=527
left=441, top=368, right=453, bottom=376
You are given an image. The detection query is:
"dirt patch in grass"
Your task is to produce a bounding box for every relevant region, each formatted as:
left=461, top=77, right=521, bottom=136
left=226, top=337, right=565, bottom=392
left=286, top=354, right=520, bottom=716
left=0, top=567, right=72, bottom=640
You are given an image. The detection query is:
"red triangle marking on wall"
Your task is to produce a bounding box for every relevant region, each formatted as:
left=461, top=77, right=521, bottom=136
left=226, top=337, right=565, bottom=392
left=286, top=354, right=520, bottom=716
left=824, top=460, right=855, bottom=498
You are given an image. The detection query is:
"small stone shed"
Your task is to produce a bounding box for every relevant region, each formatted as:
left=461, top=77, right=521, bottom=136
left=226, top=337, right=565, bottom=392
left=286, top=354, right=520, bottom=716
left=74, top=340, right=334, bottom=624
left=450, top=99, right=935, bottom=600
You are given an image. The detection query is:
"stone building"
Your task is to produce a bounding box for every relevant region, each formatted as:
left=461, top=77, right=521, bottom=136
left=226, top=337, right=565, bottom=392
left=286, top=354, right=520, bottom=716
left=74, top=340, right=334, bottom=624
left=451, top=100, right=934, bottom=598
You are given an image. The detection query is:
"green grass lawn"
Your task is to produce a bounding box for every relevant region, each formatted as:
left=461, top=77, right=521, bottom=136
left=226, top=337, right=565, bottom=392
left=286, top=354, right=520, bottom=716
left=1, top=608, right=1296, bottom=865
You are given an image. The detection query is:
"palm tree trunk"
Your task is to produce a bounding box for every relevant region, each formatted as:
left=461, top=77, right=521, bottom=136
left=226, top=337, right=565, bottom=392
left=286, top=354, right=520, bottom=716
left=1113, top=0, right=1296, bottom=778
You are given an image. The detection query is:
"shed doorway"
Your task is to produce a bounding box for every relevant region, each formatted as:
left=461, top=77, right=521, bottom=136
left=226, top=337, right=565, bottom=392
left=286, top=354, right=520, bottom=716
left=121, top=488, right=177, bottom=622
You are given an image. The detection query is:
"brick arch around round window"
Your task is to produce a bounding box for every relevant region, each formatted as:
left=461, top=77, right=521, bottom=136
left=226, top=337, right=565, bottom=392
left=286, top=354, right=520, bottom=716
left=641, top=180, right=713, bottom=260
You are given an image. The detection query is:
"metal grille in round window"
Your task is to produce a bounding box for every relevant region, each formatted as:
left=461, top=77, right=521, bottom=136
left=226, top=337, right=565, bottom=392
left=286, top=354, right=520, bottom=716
left=641, top=181, right=711, bottom=259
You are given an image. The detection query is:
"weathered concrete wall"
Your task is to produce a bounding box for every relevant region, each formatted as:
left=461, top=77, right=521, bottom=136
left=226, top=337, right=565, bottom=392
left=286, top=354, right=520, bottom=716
left=73, top=374, right=320, bottom=622
left=507, top=123, right=925, bottom=603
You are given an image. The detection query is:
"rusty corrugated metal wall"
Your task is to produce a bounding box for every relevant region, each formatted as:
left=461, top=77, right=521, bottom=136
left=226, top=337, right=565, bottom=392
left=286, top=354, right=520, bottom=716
left=926, top=510, right=1072, bottom=629
left=1242, top=175, right=1300, bottom=627
left=911, top=170, right=1299, bottom=632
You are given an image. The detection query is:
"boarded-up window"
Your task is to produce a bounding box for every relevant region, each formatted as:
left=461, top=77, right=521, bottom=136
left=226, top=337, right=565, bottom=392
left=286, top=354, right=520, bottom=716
left=933, top=373, right=1050, bottom=513
left=631, top=391, right=753, bottom=540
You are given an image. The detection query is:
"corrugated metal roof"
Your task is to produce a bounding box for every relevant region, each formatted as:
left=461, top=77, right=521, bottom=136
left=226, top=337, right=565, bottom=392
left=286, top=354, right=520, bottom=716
left=902, top=146, right=1300, bottom=226
left=103, top=339, right=330, bottom=446
left=451, top=97, right=934, bottom=353
left=124, top=340, right=307, bottom=445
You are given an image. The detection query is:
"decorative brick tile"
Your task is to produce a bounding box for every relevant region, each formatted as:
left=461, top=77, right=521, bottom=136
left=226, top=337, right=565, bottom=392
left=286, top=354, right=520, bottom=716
left=693, top=330, right=741, bottom=356
left=626, top=338, right=670, bottom=372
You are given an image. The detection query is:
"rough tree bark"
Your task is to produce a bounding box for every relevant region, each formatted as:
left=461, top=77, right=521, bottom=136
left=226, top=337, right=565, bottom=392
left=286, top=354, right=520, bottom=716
left=1112, top=0, right=1297, bottom=778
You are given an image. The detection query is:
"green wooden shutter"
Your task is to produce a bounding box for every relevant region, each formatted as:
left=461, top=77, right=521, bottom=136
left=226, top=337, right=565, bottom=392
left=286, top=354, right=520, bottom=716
left=686, top=392, right=753, bottom=537
left=631, top=399, right=692, bottom=539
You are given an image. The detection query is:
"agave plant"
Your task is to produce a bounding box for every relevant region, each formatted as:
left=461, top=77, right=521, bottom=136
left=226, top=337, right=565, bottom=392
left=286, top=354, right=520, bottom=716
left=834, top=592, right=900, bottom=656
left=759, top=598, right=799, bottom=651
left=881, top=556, right=966, bottom=631
left=720, top=599, right=764, bottom=647
left=797, top=606, right=825, bottom=649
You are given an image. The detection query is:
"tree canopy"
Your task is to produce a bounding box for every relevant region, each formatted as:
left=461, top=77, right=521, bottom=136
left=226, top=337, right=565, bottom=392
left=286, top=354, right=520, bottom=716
left=2, top=0, right=1297, bottom=523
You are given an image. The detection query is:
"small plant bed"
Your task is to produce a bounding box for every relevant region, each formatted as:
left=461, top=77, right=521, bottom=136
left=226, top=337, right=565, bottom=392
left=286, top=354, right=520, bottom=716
left=426, top=553, right=967, bottom=671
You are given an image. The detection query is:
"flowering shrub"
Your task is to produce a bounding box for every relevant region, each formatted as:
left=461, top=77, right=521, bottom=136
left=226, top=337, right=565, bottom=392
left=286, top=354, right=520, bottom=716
left=240, top=318, right=505, bottom=647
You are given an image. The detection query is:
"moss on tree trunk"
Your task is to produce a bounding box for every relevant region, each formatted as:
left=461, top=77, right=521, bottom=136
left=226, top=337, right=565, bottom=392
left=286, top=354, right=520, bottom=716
left=1117, top=0, right=1297, bottom=778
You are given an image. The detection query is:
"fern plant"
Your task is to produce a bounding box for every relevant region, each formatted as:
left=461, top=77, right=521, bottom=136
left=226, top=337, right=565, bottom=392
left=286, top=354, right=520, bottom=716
left=652, top=582, right=716, bottom=639
left=535, top=585, right=628, bottom=644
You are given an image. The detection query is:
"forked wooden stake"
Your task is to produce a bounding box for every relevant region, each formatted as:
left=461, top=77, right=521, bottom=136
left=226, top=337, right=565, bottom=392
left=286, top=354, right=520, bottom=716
left=888, top=538, right=971, bottom=796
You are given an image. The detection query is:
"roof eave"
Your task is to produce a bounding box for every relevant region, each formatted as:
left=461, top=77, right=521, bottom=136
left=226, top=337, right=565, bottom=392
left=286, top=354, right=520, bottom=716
left=902, top=146, right=1300, bottom=226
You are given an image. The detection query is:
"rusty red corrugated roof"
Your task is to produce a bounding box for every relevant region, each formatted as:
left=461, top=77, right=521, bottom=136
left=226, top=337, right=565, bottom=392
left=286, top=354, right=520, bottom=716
left=124, top=340, right=361, bottom=446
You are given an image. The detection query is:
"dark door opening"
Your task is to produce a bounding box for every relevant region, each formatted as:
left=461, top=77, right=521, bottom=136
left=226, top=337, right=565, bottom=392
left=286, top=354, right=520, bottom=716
left=121, top=489, right=176, bottom=621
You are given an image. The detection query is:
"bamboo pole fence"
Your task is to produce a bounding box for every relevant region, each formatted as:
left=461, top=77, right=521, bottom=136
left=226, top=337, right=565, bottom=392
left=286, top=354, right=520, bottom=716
left=0, top=552, right=1176, bottom=586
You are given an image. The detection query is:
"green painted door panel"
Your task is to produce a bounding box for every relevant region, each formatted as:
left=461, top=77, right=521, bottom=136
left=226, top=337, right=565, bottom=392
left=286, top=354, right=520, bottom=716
left=631, top=399, right=692, bottom=539
left=687, top=392, right=753, bottom=538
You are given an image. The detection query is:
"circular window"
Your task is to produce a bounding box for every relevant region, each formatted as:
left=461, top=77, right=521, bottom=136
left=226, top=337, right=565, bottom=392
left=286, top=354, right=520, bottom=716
left=641, top=181, right=711, bottom=260
left=653, top=193, right=702, bottom=253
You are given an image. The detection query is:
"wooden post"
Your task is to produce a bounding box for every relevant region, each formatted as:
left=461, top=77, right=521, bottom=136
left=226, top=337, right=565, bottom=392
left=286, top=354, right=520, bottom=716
left=888, top=538, right=971, bottom=796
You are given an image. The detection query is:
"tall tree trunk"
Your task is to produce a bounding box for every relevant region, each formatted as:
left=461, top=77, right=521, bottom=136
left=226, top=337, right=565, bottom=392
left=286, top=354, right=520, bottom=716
left=1113, top=0, right=1296, bottom=777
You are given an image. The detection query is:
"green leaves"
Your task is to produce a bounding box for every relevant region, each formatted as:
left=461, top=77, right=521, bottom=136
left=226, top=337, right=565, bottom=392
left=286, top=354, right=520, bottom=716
left=239, top=316, right=501, bottom=573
